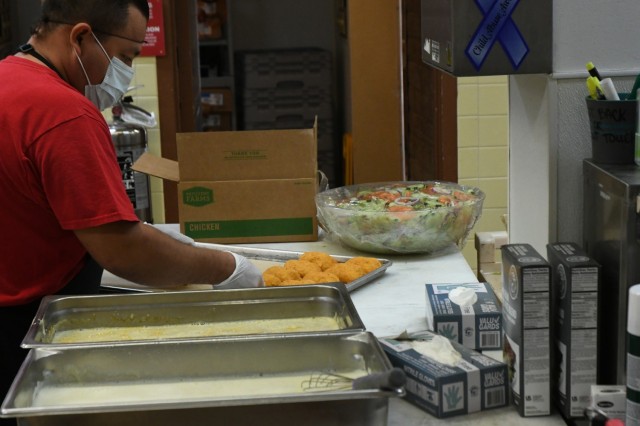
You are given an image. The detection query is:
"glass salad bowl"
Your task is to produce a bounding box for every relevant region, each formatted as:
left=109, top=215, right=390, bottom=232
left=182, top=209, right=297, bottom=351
left=316, top=181, right=485, bottom=255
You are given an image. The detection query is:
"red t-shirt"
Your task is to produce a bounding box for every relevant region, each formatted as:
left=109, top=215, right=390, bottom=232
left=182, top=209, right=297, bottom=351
left=0, top=56, right=139, bottom=306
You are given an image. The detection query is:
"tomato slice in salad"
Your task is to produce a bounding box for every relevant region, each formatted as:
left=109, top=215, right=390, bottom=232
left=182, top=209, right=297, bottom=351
left=337, top=183, right=478, bottom=212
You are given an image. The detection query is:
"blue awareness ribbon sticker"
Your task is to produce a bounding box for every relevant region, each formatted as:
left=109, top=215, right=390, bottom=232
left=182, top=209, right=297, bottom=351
left=465, top=0, right=529, bottom=71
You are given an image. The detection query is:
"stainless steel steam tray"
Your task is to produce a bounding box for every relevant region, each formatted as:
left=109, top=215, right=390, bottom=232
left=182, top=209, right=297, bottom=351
left=3, top=332, right=402, bottom=426
left=198, top=243, right=393, bottom=293
left=22, top=284, right=365, bottom=349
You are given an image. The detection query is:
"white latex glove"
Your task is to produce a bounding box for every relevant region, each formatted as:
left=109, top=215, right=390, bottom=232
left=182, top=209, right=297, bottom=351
left=215, top=252, right=264, bottom=289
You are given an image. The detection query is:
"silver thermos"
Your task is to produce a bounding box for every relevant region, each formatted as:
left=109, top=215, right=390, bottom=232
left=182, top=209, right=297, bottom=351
left=108, top=102, right=153, bottom=223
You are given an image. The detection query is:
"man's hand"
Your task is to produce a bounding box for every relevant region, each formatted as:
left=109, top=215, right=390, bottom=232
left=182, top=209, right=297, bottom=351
left=215, top=252, right=264, bottom=289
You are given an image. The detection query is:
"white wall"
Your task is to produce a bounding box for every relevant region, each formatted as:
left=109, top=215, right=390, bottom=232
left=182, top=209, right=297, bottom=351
left=510, top=0, right=640, bottom=253
left=508, top=75, right=552, bottom=253
left=552, top=1, right=640, bottom=78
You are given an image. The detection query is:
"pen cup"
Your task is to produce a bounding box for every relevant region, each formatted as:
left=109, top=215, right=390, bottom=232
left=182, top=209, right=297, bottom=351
left=636, top=91, right=640, bottom=166
left=586, top=93, right=637, bottom=164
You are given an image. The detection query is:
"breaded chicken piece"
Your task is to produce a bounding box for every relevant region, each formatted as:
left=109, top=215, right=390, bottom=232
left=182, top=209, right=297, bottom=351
left=345, top=257, right=382, bottom=273
left=300, top=251, right=337, bottom=271
left=263, top=266, right=301, bottom=282
left=284, top=259, right=322, bottom=277
left=325, top=263, right=367, bottom=283
left=303, top=271, right=340, bottom=284
left=263, top=273, right=282, bottom=287
left=277, top=277, right=317, bottom=286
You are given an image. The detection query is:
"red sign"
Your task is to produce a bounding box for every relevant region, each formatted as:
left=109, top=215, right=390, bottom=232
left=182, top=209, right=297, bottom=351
left=140, top=0, right=166, bottom=57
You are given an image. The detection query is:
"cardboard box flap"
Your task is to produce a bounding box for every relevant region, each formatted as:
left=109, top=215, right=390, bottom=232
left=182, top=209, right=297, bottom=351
left=177, top=120, right=318, bottom=181
left=132, top=152, right=180, bottom=182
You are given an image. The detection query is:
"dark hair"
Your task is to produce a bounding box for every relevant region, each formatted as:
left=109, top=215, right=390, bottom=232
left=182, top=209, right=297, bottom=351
left=33, top=0, right=149, bottom=38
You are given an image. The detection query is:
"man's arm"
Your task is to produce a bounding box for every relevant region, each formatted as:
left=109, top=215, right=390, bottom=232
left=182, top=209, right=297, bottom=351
left=74, top=221, right=236, bottom=288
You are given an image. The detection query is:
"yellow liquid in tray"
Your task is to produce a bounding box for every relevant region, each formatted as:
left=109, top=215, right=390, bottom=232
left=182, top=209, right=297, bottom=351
left=51, top=317, right=343, bottom=343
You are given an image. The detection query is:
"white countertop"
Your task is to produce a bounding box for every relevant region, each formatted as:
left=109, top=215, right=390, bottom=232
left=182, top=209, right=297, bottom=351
left=101, top=226, right=568, bottom=426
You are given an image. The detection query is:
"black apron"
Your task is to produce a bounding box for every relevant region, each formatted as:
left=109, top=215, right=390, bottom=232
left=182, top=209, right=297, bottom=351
left=0, top=255, right=103, bottom=426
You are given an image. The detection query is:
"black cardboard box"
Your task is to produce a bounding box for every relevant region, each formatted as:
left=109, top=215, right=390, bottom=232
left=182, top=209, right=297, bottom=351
left=501, top=243, right=551, bottom=417
left=547, top=242, right=599, bottom=419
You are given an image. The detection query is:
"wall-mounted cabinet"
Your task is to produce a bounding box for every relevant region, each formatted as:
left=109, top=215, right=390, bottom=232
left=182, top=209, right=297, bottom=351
left=420, top=0, right=551, bottom=76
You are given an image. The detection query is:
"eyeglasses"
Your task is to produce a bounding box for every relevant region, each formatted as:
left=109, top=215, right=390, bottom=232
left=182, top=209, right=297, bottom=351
left=93, top=29, right=147, bottom=45
left=45, top=18, right=147, bottom=44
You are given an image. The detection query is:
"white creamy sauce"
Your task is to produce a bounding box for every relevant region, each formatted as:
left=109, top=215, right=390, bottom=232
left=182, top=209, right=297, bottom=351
left=32, top=370, right=367, bottom=407
left=51, top=317, right=343, bottom=343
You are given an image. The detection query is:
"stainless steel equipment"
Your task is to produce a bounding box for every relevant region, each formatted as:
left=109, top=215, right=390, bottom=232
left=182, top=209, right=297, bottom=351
left=109, top=108, right=152, bottom=223
left=2, top=332, right=403, bottom=426
left=22, top=284, right=365, bottom=349
left=583, top=159, right=640, bottom=385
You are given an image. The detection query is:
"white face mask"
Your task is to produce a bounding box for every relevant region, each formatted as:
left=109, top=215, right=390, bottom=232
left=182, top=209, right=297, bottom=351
left=75, top=33, right=134, bottom=111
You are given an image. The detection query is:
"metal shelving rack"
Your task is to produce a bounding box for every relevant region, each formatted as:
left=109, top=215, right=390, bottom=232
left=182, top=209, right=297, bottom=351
left=197, top=0, right=236, bottom=130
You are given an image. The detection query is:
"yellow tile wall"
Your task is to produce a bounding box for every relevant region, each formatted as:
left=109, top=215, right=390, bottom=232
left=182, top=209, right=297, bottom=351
left=457, top=76, right=509, bottom=272
left=103, top=57, right=165, bottom=223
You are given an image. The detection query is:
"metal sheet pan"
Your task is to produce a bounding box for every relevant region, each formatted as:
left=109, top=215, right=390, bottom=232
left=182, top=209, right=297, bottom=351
left=201, top=243, right=393, bottom=293
left=101, top=245, right=391, bottom=294
left=22, top=284, right=365, bottom=349
left=3, top=332, right=402, bottom=426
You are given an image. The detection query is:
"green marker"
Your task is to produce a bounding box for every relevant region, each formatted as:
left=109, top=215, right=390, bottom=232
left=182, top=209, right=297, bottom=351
left=627, top=72, right=640, bottom=100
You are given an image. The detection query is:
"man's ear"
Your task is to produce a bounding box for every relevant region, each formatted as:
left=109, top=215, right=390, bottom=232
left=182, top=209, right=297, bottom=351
left=69, top=23, right=91, bottom=50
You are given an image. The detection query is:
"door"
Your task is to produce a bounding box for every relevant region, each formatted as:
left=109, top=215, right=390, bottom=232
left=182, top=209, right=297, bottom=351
left=348, top=0, right=457, bottom=183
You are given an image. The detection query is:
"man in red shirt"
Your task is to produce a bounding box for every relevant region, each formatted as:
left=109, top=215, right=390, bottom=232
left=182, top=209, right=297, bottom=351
left=0, top=1, right=262, bottom=417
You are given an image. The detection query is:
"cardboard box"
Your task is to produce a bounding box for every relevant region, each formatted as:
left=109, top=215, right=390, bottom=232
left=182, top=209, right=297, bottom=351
left=425, top=282, right=502, bottom=351
left=590, top=385, right=626, bottom=420
left=133, top=123, right=318, bottom=244
left=547, top=242, right=600, bottom=419
left=501, top=243, right=551, bottom=417
left=201, top=0, right=227, bottom=20
left=380, top=331, right=509, bottom=418
left=201, top=87, right=234, bottom=113
left=202, top=112, right=232, bottom=132
left=197, top=16, right=222, bottom=40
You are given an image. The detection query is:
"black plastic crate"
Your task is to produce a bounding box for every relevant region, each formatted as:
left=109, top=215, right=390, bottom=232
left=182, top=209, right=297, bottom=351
left=237, top=49, right=332, bottom=90
left=242, top=86, right=332, bottom=110
left=242, top=99, right=333, bottom=124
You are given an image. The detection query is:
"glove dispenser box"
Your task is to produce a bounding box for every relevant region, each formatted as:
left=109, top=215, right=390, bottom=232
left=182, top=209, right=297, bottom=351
left=420, top=0, right=552, bottom=76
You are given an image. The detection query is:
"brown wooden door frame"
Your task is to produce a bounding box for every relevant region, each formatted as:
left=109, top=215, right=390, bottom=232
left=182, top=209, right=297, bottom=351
left=402, top=0, right=457, bottom=182
left=156, top=0, right=200, bottom=223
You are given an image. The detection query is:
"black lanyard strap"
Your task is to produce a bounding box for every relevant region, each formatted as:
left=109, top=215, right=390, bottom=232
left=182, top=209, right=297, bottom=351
left=18, top=43, right=64, bottom=80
